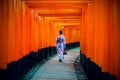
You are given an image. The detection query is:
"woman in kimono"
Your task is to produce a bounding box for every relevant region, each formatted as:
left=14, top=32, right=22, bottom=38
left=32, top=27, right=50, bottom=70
left=56, top=30, right=66, bottom=62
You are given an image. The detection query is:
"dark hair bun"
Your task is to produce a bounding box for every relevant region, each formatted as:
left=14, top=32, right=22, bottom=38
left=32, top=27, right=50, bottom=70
left=59, top=30, right=62, bottom=34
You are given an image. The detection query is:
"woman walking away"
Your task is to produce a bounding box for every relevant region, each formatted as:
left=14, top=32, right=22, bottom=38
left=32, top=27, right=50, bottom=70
left=56, top=30, right=66, bottom=62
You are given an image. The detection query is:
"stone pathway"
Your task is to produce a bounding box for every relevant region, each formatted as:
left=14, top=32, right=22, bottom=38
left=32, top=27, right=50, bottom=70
left=31, top=47, right=80, bottom=80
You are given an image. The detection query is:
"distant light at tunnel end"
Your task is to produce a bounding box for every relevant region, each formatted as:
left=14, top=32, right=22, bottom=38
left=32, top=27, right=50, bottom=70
left=61, top=26, right=64, bottom=29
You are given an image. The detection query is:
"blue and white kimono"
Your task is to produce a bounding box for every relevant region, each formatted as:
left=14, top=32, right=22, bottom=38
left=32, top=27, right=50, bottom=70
left=56, top=34, right=66, bottom=61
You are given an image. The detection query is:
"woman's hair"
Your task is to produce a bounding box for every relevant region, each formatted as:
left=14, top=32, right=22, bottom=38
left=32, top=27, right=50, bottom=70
left=59, top=30, right=62, bottom=34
